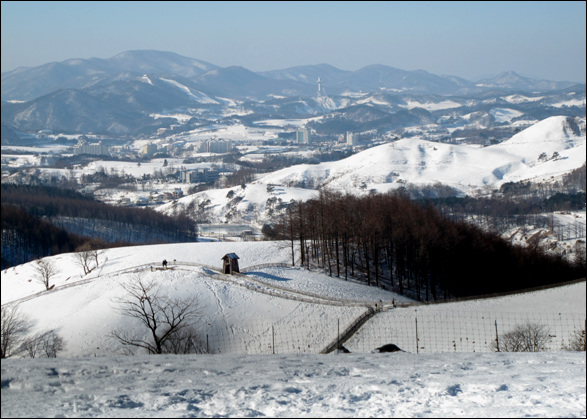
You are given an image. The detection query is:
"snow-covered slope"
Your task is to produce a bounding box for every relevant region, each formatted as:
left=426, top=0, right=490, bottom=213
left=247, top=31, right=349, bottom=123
left=1, top=242, right=409, bottom=358
left=2, top=242, right=585, bottom=418
left=257, top=116, right=586, bottom=195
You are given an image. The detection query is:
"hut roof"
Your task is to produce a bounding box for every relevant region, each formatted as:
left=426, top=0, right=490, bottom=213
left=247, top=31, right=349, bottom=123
left=222, top=253, right=239, bottom=260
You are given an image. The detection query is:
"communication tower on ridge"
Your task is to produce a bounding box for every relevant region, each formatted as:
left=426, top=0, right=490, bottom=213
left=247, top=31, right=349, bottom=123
left=317, top=77, right=322, bottom=97
left=315, top=76, right=335, bottom=110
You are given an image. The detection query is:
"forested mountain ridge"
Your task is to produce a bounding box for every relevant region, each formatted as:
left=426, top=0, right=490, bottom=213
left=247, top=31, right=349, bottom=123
left=1, top=184, right=198, bottom=269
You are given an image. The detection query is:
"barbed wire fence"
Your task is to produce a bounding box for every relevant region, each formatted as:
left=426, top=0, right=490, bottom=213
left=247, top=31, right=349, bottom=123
left=197, top=311, right=586, bottom=355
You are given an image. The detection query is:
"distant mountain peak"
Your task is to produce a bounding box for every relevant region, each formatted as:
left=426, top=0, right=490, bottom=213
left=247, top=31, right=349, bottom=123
left=477, top=71, right=575, bottom=90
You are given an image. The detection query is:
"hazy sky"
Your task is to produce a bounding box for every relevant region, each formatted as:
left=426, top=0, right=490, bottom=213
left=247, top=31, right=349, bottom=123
left=1, top=1, right=585, bottom=82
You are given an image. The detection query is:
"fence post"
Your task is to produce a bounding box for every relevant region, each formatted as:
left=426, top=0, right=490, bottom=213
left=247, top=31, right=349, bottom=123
left=272, top=325, right=275, bottom=355
left=338, top=319, right=340, bottom=351
left=415, top=317, right=419, bottom=354
left=495, top=320, right=500, bottom=352
left=206, top=334, right=209, bottom=354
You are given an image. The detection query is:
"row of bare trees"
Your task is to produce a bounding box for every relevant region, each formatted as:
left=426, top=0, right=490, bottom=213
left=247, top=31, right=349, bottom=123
left=271, top=190, right=583, bottom=300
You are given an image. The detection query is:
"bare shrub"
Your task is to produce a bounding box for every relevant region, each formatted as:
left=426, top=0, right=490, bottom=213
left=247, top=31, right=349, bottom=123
left=493, top=322, right=552, bottom=352
left=20, top=335, right=42, bottom=358
left=20, top=330, right=65, bottom=358
left=162, top=325, right=207, bottom=354
left=562, top=329, right=586, bottom=351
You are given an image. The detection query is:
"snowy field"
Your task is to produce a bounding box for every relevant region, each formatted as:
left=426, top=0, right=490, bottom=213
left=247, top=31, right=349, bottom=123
left=2, top=352, right=585, bottom=418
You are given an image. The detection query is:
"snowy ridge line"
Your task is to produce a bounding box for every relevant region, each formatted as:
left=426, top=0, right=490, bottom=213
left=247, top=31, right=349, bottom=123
left=3, top=261, right=292, bottom=308
left=174, top=261, right=377, bottom=307
left=153, top=260, right=366, bottom=307
left=397, top=277, right=587, bottom=308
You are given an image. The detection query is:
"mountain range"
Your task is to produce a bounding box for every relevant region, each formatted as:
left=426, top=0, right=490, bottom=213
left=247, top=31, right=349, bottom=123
left=1, top=50, right=585, bottom=138
left=3, top=50, right=582, bottom=102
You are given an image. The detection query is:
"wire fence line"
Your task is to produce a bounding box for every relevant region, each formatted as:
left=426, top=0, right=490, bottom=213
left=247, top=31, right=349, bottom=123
left=197, top=311, right=586, bottom=355
left=340, top=310, right=586, bottom=354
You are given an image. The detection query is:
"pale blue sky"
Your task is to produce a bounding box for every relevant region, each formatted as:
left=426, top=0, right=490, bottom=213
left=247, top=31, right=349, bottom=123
left=1, top=1, right=585, bottom=82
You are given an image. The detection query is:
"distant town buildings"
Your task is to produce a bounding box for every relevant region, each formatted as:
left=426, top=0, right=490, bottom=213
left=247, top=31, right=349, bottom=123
left=199, top=140, right=233, bottom=154
left=172, top=188, right=184, bottom=198
left=73, top=140, right=110, bottom=156
left=141, top=143, right=158, bottom=156
left=181, top=168, right=221, bottom=184
left=346, top=132, right=358, bottom=146
left=296, top=127, right=310, bottom=144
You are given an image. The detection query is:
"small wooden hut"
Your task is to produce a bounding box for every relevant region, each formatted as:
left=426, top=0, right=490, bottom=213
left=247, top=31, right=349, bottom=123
left=221, top=253, right=240, bottom=274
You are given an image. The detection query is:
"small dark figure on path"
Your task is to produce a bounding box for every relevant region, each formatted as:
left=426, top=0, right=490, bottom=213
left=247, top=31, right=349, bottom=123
left=162, top=259, right=168, bottom=269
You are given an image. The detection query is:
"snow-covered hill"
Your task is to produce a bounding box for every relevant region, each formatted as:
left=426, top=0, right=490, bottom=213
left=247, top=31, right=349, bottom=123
left=2, top=241, right=584, bottom=358
left=257, top=116, right=586, bottom=195
left=158, top=183, right=318, bottom=226
left=0, top=241, right=407, bottom=358
left=2, top=241, right=585, bottom=417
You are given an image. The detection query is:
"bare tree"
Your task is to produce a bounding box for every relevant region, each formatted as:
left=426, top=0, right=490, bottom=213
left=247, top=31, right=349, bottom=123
left=20, top=334, right=41, bottom=358
left=33, top=259, right=59, bottom=290
left=110, top=276, right=203, bottom=354
left=88, top=239, right=105, bottom=270
left=75, top=244, right=95, bottom=275
left=1, top=305, right=33, bottom=358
